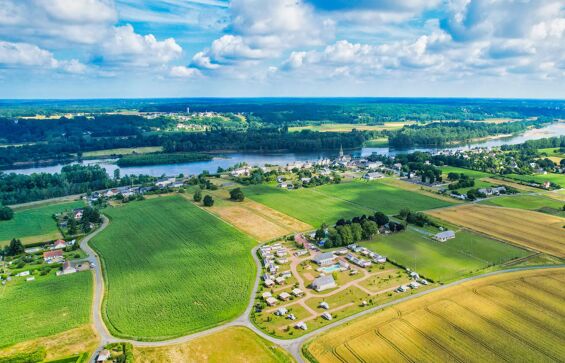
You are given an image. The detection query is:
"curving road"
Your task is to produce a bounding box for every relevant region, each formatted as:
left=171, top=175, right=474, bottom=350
left=83, top=216, right=565, bottom=363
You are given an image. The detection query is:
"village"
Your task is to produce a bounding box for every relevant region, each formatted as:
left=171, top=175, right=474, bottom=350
left=252, top=232, right=434, bottom=337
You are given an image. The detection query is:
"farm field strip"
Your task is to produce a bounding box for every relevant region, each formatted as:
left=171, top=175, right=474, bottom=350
left=427, top=204, right=565, bottom=257
left=244, top=181, right=453, bottom=227
left=304, top=268, right=565, bottom=363
left=481, top=194, right=564, bottom=211
left=91, top=196, right=255, bottom=340
left=0, top=200, right=84, bottom=245
left=479, top=177, right=541, bottom=192
left=0, top=272, right=93, bottom=348
left=378, top=178, right=463, bottom=203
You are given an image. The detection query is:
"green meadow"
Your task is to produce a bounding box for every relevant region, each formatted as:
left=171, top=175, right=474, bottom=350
left=360, top=229, right=530, bottom=283
left=481, top=194, right=564, bottom=210
left=0, top=272, right=92, bottom=348
left=0, top=201, right=84, bottom=246
left=244, top=181, right=452, bottom=226
left=91, top=196, right=255, bottom=340
left=506, top=173, right=565, bottom=186
left=439, top=166, right=493, bottom=179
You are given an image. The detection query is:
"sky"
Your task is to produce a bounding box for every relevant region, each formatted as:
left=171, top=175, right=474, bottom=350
left=0, top=0, right=564, bottom=99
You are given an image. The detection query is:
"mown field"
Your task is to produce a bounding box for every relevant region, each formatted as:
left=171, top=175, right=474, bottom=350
left=428, top=204, right=565, bottom=257
left=0, top=272, right=92, bottom=348
left=82, top=146, right=163, bottom=157
left=196, top=189, right=311, bottom=241
left=0, top=326, right=98, bottom=362
left=360, top=229, right=529, bottom=282
left=91, top=196, right=256, bottom=340
left=0, top=200, right=83, bottom=245
left=244, top=181, right=452, bottom=227
left=506, top=172, right=565, bottom=186
left=482, top=194, right=564, bottom=211
left=133, top=327, right=293, bottom=363
left=288, top=122, right=412, bottom=133
left=304, top=268, right=565, bottom=363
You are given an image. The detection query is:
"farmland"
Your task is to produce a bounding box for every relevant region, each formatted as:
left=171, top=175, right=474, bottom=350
left=378, top=178, right=462, bottom=203
left=360, top=229, right=530, bottom=282
left=427, top=204, right=565, bottom=257
left=133, top=327, right=293, bottom=363
left=0, top=272, right=92, bottom=348
left=439, top=166, right=493, bottom=179
left=196, top=189, right=311, bottom=241
left=506, top=172, right=565, bottom=186
left=82, top=146, right=163, bottom=158
left=0, top=326, right=98, bottom=362
left=304, top=268, right=565, bottom=363
left=481, top=194, right=564, bottom=211
left=0, top=200, right=84, bottom=245
left=91, top=196, right=256, bottom=340
left=244, top=181, right=452, bottom=226
left=288, top=122, right=412, bottom=133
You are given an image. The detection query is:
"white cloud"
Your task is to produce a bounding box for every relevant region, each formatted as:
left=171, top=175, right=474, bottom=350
left=101, top=24, right=182, bottom=66
left=170, top=65, right=200, bottom=78
left=0, top=40, right=86, bottom=73
left=191, top=0, right=334, bottom=70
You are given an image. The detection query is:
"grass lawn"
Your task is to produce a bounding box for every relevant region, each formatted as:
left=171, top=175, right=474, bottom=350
left=360, top=229, right=530, bottom=283
left=134, top=327, right=293, bottom=363
left=82, top=146, right=162, bottom=157
left=91, top=196, right=256, bottom=340
left=481, top=194, right=564, bottom=211
left=244, top=181, right=452, bottom=226
left=506, top=173, right=565, bottom=186
left=0, top=200, right=84, bottom=246
left=440, top=166, right=493, bottom=179
left=0, top=272, right=92, bottom=348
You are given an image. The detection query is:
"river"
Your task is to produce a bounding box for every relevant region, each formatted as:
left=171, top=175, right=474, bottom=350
left=5, top=122, right=565, bottom=177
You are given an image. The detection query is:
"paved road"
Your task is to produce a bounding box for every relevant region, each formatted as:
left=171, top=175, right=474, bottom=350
left=82, top=217, right=565, bottom=362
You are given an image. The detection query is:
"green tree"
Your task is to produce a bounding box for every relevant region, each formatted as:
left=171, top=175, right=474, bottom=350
left=114, top=168, right=121, bottom=180
left=229, top=188, right=245, bottom=202
left=351, top=223, right=363, bottom=242
left=337, top=225, right=353, bottom=245
left=203, top=195, right=214, bottom=207
left=5, top=238, right=24, bottom=256
left=373, top=211, right=389, bottom=227
left=193, top=189, right=202, bottom=202
left=68, top=218, right=78, bottom=235
left=315, top=223, right=328, bottom=240
left=361, top=220, right=379, bottom=240
left=0, top=205, right=14, bottom=221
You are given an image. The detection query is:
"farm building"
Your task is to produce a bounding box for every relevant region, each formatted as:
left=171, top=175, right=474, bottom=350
left=43, top=250, right=63, bottom=263
left=433, top=230, right=456, bottom=242
left=312, top=252, right=336, bottom=266
left=312, top=275, right=337, bottom=292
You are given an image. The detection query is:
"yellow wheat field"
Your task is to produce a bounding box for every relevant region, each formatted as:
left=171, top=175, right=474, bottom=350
left=427, top=204, right=565, bottom=257
left=304, top=268, right=565, bottom=363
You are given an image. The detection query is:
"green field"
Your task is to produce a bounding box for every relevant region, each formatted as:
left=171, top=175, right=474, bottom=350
left=481, top=194, right=564, bottom=211
left=91, top=196, right=255, bottom=340
left=0, top=272, right=92, bottom=348
left=244, top=181, right=452, bottom=226
left=360, top=229, right=530, bottom=282
left=506, top=173, right=565, bottom=186
left=0, top=201, right=84, bottom=245
left=82, top=146, right=162, bottom=157
left=440, top=166, right=493, bottom=179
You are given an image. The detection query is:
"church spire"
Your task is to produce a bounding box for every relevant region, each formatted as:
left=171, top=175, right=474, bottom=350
left=339, top=144, right=344, bottom=158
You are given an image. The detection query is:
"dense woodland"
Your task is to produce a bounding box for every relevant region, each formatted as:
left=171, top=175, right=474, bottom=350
left=116, top=152, right=212, bottom=167
left=0, top=165, right=155, bottom=205
left=387, top=119, right=550, bottom=148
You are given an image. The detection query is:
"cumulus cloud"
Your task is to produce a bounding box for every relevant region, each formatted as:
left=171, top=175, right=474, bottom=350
left=191, top=0, right=334, bottom=70
left=0, top=40, right=86, bottom=73
left=170, top=65, right=200, bottom=78
left=101, top=24, right=182, bottom=66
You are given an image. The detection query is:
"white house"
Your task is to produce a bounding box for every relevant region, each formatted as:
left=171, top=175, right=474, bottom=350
left=279, top=292, right=291, bottom=301
left=321, top=312, right=332, bottom=320
left=311, top=275, right=337, bottom=292
left=433, top=230, right=456, bottom=242
left=292, top=288, right=304, bottom=297
left=266, top=297, right=278, bottom=306
left=363, top=172, right=384, bottom=181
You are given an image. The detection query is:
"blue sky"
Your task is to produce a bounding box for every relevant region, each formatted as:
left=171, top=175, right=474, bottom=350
left=0, top=0, right=563, bottom=98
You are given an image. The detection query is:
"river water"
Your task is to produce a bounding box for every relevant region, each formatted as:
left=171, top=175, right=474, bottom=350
left=5, top=122, right=565, bottom=177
